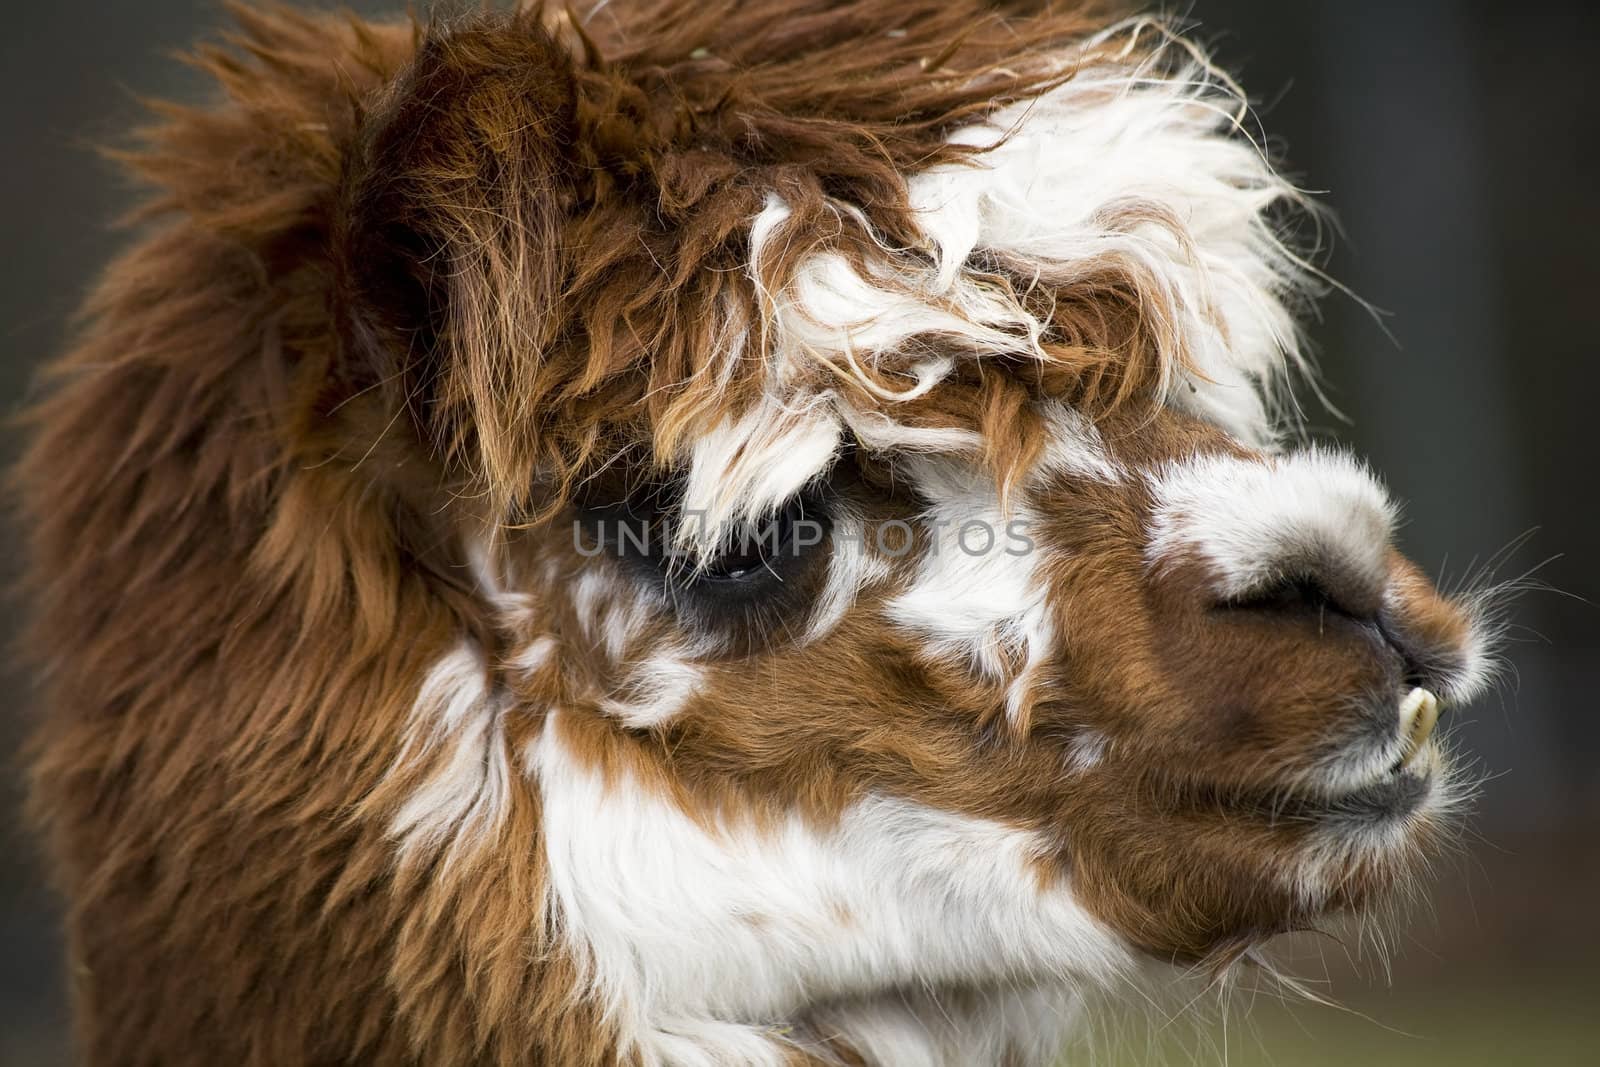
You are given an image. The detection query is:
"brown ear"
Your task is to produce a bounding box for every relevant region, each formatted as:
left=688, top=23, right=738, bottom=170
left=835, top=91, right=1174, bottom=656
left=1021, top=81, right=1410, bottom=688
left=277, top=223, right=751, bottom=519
left=336, top=15, right=578, bottom=486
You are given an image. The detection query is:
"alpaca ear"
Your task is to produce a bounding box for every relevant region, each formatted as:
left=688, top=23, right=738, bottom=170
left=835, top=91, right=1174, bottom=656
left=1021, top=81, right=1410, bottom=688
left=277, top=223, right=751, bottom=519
left=335, top=17, right=578, bottom=476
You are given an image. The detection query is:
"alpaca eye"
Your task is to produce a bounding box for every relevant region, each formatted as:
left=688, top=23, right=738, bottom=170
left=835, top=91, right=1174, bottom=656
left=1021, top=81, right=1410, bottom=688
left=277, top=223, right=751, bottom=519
left=654, top=489, right=833, bottom=654
left=575, top=470, right=836, bottom=652
left=695, top=496, right=820, bottom=584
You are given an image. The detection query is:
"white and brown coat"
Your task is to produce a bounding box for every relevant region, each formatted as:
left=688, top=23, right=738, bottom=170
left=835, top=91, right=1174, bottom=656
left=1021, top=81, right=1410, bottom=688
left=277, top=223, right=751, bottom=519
left=17, top=3, right=1496, bottom=1065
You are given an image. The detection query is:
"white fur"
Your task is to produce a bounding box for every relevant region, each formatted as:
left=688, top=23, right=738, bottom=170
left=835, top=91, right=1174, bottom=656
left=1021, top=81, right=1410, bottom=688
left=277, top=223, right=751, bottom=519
left=571, top=567, right=656, bottom=662
left=1034, top=402, right=1126, bottom=485
left=388, top=642, right=513, bottom=867
left=837, top=402, right=984, bottom=455
left=681, top=30, right=1315, bottom=541
left=599, top=646, right=707, bottom=729
left=1144, top=448, right=1397, bottom=600
left=530, top=711, right=1131, bottom=1067
left=1287, top=747, right=1468, bottom=911
left=907, top=44, right=1312, bottom=447
left=741, top=30, right=1313, bottom=474
left=802, top=507, right=895, bottom=644
left=885, top=456, right=1054, bottom=725
left=550, top=566, right=714, bottom=727
left=679, top=389, right=841, bottom=555
left=509, top=634, right=558, bottom=677
left=1063, top=730, right=1109, bottom=776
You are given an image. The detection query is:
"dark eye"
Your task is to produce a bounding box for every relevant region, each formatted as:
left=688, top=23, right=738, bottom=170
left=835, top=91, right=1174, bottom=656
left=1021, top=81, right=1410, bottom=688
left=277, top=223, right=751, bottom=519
left=661, top=491, right=834, bottom=654
left=573, top=467, right=838, bottom=653
left=691, top=496, right=821, bottom=585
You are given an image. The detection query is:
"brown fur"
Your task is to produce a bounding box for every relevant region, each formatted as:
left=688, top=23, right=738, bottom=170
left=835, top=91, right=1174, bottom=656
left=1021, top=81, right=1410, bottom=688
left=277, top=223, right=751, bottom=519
left=14, top=3, right=1484, bottom=1065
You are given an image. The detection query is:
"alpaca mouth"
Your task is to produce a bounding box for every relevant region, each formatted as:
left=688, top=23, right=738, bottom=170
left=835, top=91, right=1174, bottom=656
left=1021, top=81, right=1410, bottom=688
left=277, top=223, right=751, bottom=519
left=1232, top=757, right=1437, bottom=829
left=1298, top=723, right=1446, bottom=828
left=1289, top=688, right=1445, bottom=825
left=1196, top=688, right=1447, bottom=829
left=1282, top=685, right=1446, bottom=820
left=1297, top=760, right=1435, bottom=823
left=1179, top=750, right=1439, bottom=829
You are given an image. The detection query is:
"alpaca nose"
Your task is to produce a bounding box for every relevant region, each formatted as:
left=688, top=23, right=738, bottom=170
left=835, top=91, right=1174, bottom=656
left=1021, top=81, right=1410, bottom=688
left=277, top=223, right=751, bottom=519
left=1219, top=570, right=1454, bottom=766
left=1220, top=578, right=1448, bottom=765
left=1223, top=571, right=1439, bottom=686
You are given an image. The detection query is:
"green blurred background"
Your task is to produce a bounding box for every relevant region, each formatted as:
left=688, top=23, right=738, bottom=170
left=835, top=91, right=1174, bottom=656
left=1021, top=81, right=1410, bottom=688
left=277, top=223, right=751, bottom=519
left=3, top=1, right=1596, bottom=1063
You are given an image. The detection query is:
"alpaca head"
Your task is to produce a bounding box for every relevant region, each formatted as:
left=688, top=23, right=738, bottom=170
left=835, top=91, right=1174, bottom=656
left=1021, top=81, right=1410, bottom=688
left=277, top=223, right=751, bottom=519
left=24, top=3, right=1500, bottom=1064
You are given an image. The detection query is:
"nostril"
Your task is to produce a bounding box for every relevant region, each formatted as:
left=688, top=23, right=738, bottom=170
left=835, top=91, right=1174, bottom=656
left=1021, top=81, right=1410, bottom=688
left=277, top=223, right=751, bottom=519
left=1219, top=574, right=1356, bottom=620
left=1377, top=613, right=1432, bottom=688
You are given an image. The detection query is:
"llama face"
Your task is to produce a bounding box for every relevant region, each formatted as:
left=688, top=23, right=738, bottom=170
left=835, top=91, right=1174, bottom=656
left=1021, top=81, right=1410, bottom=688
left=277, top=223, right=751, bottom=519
left=23, top=5, right=1506, bottom=1064
left=466, top=399, right=1487, bottom=1007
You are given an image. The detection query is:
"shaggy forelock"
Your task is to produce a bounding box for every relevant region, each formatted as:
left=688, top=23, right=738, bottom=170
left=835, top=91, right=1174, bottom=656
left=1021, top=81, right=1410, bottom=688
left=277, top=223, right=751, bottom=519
left=331, top=0, right=1319, bottom=540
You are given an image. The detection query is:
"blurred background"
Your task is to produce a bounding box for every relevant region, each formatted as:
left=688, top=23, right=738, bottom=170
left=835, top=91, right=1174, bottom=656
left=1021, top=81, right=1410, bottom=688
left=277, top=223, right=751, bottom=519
left=2, top=1, right=1595, bottom=1063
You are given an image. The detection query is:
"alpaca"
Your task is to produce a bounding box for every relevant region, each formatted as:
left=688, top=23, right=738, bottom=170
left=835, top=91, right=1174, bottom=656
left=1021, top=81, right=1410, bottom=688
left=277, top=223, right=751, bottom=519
left=16, top=3, right=1498, bottom=1065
